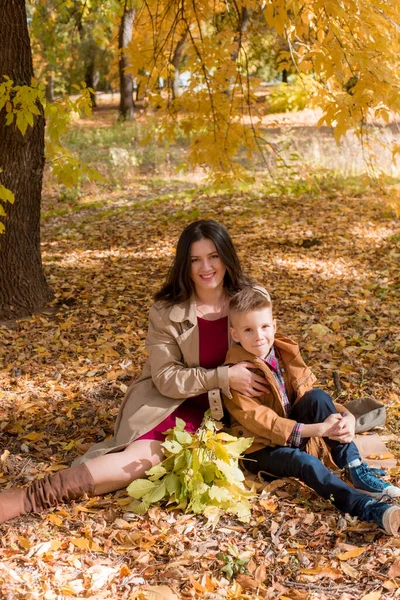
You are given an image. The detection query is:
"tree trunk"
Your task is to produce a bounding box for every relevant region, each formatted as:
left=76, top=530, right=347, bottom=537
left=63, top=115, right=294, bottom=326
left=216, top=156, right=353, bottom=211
left=84, top=39, right=98, bottom=107
left=0, top=0, right=52, bottom=320
left=118, top=2, right=135, bottom=121
left=169, top=32, right=187, bottom=100
left=45, top=74, right=55, bottom=102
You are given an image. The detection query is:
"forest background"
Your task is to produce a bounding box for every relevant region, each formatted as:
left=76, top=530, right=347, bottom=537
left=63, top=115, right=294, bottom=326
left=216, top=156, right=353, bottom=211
left=0, top=0, right=400, bottom=598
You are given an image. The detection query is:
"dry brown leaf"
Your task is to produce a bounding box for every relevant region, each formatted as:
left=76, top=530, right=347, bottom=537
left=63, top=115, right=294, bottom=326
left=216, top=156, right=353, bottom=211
left=17, top=536, right=31, bottom=550
left=144, top=585, right=180, bottom=599
left=235, top=573, right=260, bottom=590
left=341, top=561, right=360, bottom=579
left=337, top=547, right=366, bottom=560
left=388, top=558, right=400, bottom=579
left=189, top=576, right=207, bottom=593
left=259, top=499, right=278, bottom=512
left=360, top=591, right=382, bottom=600
left=254, top=564, right=267, bottom=585
left=367, top=453, right=394, bottom=460
left=47, top=513, right=63, bottom=526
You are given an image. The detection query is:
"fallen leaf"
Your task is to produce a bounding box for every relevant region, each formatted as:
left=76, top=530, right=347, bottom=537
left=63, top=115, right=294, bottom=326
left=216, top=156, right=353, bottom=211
left=259, top=499, right=278, bottom=512
left=144, top=585, right=180, bottom=599
left=236, top=574, right=260, bottom=590
left=360, top=592, right=381, bottom=600
left=341, top=561, right=360, bottom=579
left=337, top=547, right=366, bottom=560
left=388, top=558, right=400, bottom=579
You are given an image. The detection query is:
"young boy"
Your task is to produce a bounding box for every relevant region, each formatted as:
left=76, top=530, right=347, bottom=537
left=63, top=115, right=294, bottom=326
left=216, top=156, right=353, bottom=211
left=224, top=287, right=400, bottom=535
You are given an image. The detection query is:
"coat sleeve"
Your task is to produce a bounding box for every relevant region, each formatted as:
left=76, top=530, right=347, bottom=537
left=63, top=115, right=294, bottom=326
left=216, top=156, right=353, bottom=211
left=146, top=305, right=230, bottom=399
left=224, top=391, right=297, bottom=447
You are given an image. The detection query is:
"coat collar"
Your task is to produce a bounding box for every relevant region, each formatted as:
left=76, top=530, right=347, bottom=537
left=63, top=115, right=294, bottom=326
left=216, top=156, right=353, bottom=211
left=169, top=295, right=197, bottom=325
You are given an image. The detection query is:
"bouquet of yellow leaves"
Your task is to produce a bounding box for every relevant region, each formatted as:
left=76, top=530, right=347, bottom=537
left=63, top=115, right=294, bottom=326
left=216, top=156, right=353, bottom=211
left=126, top=413, right=254, bottom=526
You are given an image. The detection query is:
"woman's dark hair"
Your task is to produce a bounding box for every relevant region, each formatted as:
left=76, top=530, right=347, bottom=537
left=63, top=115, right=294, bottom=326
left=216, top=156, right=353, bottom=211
left=155, top=219, right=254, bottom=304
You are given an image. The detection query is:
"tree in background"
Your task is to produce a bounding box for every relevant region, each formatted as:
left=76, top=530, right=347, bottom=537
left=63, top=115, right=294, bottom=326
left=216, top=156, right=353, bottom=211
left=0, top=0, right=52, bottom=319
left=118, top=0, right=136, bottom=120
left=1, top=0, right=400, bottom=319
left=30, top=0, right=116, bottom=101
left=123, top=0, right=400, bottom=178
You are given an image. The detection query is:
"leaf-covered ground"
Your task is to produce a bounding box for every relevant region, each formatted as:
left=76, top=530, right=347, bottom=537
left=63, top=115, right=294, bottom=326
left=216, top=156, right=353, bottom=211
left=0, top=107, right=400, bottom=599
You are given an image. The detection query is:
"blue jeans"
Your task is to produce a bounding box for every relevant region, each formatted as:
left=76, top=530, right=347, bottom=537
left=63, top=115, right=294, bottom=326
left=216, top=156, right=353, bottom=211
left=246, top=389, right=378, bottom=520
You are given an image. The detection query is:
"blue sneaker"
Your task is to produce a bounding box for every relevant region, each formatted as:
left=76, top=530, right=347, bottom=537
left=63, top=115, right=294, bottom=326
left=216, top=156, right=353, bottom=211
left=345, top=462, right=400, bottom=499
left=365, top=500, right=400, bottom=535
left=369, top=466, right=387, bottom=477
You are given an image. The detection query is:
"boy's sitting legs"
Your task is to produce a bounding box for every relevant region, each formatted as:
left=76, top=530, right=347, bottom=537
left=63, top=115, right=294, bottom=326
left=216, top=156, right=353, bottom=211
left=291, top=389, right=400, bottom=499
left=245, top=444, right=400, bottom=534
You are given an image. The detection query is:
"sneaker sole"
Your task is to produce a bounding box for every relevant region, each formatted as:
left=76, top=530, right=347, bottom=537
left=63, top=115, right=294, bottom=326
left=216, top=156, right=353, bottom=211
left=382, top=506, right=400, bottom=536
left=355, top=486, right=400, bottom=500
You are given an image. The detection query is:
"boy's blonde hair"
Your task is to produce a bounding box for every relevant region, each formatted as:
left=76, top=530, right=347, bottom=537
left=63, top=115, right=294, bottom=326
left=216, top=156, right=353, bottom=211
left=229, top=286, right=272, bottom=319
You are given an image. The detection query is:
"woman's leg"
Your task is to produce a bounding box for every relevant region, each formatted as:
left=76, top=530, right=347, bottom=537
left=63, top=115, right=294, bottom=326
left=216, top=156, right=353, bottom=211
left=86, top=439, right=164, bottom=495
left=0, top=439, right=164, bottom=523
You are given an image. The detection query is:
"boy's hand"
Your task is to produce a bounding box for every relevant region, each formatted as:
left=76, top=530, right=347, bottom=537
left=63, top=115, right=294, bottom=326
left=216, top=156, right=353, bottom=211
left=327, top=411, right=356, bottom=443
left=228, top=362, right=270, bottom=397
left=301, top=413, right=342, bottom=439
left=321, top=413, right=343, bottom=437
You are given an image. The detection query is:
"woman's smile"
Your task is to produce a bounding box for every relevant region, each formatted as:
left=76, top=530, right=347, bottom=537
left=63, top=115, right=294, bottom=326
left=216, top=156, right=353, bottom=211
left=190, top=238, right=226, bottom=292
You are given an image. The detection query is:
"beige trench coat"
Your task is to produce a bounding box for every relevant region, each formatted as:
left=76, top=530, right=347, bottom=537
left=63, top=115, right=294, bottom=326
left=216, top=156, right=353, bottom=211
left=74, top=296, right=232, bottom=464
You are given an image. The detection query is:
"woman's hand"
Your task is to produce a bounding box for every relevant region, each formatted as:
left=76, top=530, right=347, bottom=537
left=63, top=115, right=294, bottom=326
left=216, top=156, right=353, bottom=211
left=327, top=411, right=355, bottom=443
left=228, top=362, right=270, bottom=397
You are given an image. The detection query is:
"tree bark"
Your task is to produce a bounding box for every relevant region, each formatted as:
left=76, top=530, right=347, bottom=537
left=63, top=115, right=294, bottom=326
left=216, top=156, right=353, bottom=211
left=84, top=38, right=98, bottom=107
left=169, top=32, right=187, bottom=100
left=118, top=1, right=135, bottom=120
left=0, top=0, right=52, bottom=320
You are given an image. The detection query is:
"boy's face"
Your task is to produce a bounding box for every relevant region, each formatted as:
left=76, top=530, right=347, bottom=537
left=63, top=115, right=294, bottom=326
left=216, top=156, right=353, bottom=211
left=230, top=307, right=276, bottom=359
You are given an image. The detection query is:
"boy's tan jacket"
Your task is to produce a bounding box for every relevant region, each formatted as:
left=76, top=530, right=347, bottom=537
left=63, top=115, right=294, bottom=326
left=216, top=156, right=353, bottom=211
left=223, top=335, right=342, bottom=456
left=74, top=297, right=232, bottom=464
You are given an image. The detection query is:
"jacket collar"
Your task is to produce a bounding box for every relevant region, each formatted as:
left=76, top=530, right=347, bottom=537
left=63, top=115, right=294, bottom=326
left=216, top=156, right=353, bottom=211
left=169, top=295, right=197, bottom=325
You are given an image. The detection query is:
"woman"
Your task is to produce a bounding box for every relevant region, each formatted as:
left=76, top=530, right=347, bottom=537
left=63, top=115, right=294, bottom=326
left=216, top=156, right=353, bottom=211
left=0, top=219, right=270, bottom=522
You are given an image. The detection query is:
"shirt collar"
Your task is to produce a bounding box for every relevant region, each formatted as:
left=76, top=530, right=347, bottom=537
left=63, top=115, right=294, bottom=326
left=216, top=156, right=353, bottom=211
left=263, top=346, right=279, bottom=372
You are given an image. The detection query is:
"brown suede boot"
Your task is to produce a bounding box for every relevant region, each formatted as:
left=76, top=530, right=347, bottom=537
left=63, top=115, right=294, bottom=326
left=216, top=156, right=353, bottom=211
left=0, top=463, right=95, bottom=523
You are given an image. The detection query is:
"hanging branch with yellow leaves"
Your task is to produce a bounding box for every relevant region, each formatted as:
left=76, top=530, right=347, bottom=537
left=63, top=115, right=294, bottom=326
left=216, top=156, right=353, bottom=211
left=121, top=0, right=400, bottom=183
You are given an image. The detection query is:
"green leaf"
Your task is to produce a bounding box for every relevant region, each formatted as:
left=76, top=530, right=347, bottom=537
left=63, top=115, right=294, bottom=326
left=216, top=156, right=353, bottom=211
left=174, top=430, right=193, bottom=445
left=126, top=479, right=156, bottom=499
left=174, top=417, right=187, bottom=431
left=215, top=459, right=245, bottom=482
left=128, top=500, right=149, bottom=515
left=173, top=451, right=188, bottom=472
left=146, top=464, right=167, bottom=480
left=165, top=473, right=180, bottom=495
left=208, top=486, right=231, bottom=503
left=16, top=112, right=28, bottom=135
left=146, top=480, right=167, bottom=504
left=222, top=438, right=254, bottom=457
left=162, top=439, right=183, bottom=454
left=0, top=185, right=15, bottom=204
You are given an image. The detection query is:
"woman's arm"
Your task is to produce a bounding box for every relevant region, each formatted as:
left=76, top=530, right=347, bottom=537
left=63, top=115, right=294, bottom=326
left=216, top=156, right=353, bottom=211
left=147, top=305, right=230, bottom=398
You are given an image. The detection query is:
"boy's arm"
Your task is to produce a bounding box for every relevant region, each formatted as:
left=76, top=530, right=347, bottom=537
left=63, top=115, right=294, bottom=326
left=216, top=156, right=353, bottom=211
left=223, top=391, right=298, bottom=448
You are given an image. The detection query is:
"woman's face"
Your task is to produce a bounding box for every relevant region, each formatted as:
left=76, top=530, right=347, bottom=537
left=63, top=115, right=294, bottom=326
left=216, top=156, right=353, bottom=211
left=190, top=238, right=226, bottom=294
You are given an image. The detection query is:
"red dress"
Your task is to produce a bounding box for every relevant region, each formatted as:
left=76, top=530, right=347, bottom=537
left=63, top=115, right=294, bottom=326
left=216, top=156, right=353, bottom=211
left=137, top=316, right=228, bottom=441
